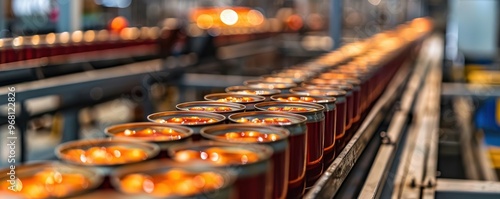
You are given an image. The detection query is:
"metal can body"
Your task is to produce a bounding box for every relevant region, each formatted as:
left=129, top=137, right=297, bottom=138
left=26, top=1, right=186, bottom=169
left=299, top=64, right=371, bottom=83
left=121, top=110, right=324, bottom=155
left=270, top=94, right=337, bottom=164
left=201, top=124, right=290, bottom=199
left=169, top=142, right=274, bottom=199
left=254, top=101, right=325, bottom=187
left=228, top=111, right=308, bottom=197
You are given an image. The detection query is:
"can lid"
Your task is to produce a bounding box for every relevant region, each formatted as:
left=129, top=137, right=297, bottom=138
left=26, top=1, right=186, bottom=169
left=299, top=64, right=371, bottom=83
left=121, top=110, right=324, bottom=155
left=289, top=87, right=347, bottom=97
left=270, top=94, right=336, bottom=104
left=176, top=101, right=246, bottom=114
left=254, top=101, right=326, bottom=114
left=200, top=124, right=290, bottom=144
left=204, top=93, right=266, bottom=104
left=147, top=111, right=226, bottom=126
left=228, top=111, right=308, bottom=125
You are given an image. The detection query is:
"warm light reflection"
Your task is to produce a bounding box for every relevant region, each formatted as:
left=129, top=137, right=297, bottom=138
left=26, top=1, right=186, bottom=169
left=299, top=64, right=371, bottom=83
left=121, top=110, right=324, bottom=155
left=287, top=14, right=303, bottom=31
left=31, top=35, right=40, bottom=45
left=267, top=106, right=316, bottom=112
left=110, top=16, right=128, bottom=33
left=215, top=96, right=255, bottom=103
left=71, top=31, right=83, bottom=43
left=83, top=31, right=95, bottom=42
left=115, top=128, right=185, bottom=141
left=0, top=169, right=90, bottom=198
left=196, top=14, right=214, bottom=29
left=12, top=36, right=23, bottom=47
left=174, top=147, right=259, bottom=165
left=220, top=131, right=280, bottom=142
left=220, top=9, right=238, bottom=25
left=62, top=146, right=148, bottom=165
left=236, top=117, right=292, bottom=125
left=247, top=10, right=264, bottom=26
left=119, top=169, right=224, bottom=197
left=46, top=33, right=56, bottom=44
left=163, top=117, right=219, bottom=125
left=96, top=30, right=109, bottom=41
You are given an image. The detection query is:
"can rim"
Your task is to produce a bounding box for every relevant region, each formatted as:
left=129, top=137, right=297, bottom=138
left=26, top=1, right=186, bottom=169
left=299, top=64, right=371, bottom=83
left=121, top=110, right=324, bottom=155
left=147, top=111, right=226, bottom=126
left=200, top=124, right=290, bottom=144
left=104, top=122, right=194, bottom=143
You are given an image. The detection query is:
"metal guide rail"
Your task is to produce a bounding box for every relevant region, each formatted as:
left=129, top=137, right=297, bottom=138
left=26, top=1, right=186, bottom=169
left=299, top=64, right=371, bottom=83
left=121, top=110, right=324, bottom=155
left=358, top=35, right=439, bottom=199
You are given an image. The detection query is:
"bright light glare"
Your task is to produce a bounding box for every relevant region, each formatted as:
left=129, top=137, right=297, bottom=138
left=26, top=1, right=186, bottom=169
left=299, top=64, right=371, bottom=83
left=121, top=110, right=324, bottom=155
left=368, top=0, right=381, bottom=6
left=220, top=9, right=238, bottom=26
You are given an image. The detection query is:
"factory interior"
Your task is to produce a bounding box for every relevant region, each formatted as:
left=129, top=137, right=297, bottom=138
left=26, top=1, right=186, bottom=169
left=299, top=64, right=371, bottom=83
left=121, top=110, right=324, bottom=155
left=0, top=0, right=499, bottom=198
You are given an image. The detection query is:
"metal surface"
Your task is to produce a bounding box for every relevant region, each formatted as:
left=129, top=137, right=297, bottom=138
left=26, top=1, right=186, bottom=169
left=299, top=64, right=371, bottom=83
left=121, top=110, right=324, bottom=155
left=329, top=0, right=343, bottom=50
left=442, top=83, right=500, bottom=97
left=303, top=48, right=413, bottom=199
left=435, top=179, right=500, bottom=199
left=217, top=38, right=277, bottom=60
left=399, top=36, right=442, bottom=199
left=453, top=97, right=480, bottom=179
left=359, top=35, right=433, bottom=199
left=452, top=97, right=498, bottom=181
left=0, top=59, right=174, bottom=161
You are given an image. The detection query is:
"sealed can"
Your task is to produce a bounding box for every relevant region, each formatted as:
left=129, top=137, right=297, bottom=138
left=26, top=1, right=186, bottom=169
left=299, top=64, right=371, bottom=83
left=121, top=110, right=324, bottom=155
left=228, top=111, right=308, bottom=198
left=271, top=94, right=337, bottom=165
left=289, top=88, right=349, bottom=155
left=201, top=124, right=290, bottom=199
left=170, top=142, right=274, bottom=199
left=254, top=101, right=325, bottom=187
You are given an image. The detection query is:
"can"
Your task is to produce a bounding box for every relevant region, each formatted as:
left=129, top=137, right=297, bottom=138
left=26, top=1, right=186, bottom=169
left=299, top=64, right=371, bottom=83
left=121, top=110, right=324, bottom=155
left=228, top=111, right=308, bottom=198
left=288, top=88, right=349, bottom=155
left=147, top=111, right=225, bottom=140
left=169, top=141, right=274, bottom=199
left=201, top=124, right=290, bottom=199
left=204, top=93, right=266, bottom=111
left=254, top=101, right=325, bottom=187
left=270, top=94, right=337, bottom=165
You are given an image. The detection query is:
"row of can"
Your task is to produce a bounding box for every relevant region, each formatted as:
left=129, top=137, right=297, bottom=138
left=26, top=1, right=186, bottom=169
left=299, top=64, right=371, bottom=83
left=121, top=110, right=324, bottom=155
left=0, top=18, right=432, bottom=199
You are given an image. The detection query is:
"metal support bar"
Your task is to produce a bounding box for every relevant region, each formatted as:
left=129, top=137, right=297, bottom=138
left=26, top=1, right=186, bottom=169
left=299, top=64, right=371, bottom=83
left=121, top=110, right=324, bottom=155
left=329, top=0, right=343, bottom=50
left=56, top=0, right=82, bottom=32
left=61, top=107, right=80, bottom=142
left=435, top=179, right=500, bottom=199
left=442, top=83, right=500, bottom=97
left=398, top=35, right=443, bottom=199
